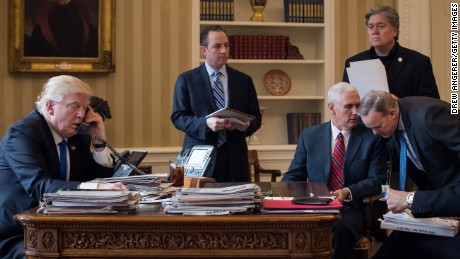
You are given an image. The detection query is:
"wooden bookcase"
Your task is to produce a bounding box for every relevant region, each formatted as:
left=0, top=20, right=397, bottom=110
left=191, top=0, right=334, bottom=147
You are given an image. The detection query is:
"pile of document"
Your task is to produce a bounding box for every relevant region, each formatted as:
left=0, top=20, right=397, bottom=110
left=380, top=211, right=460, bottom=237
left=91, top=174, right=162, bottom=192
left=39, top=189, right=142, bottom=214
left=163, top=184, right=261, bottom=215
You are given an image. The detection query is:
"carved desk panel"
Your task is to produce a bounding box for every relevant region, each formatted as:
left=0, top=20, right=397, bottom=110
left=15, top=209, right=339, bottom=258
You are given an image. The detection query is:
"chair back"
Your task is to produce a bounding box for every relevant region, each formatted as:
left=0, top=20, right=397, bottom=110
left=247, top=150, right=281, bottom=182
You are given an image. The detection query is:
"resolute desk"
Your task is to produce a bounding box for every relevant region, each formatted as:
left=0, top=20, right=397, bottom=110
left=15, top=182, right=340, bottom=258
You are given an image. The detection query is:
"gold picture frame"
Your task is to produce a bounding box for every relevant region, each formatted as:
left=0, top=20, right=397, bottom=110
left=8, top=0, right=115, bottom=73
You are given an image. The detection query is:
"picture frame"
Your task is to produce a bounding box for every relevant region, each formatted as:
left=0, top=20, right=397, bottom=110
left=8, top=0, right=115, bottom=73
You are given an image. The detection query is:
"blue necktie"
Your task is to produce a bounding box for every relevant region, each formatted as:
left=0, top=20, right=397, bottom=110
left=59, top=140, right=67, bottom=181
left=399, top=133, right=407, bottom=191
left=212, top=71, right=226, bottom=147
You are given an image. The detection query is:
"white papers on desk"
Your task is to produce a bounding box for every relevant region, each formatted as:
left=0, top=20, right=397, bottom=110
left=163, top=184, right=261, bottom=215
left=40, top=190, right=142, bottom=214
left=346, top=59, right=389, bottom=99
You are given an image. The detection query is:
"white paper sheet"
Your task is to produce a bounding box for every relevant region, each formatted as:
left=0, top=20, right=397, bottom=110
left=346, top=59, right=389, bottom=99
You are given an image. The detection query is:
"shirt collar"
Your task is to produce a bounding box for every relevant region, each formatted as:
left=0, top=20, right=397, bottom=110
left=46, top=120, right=66, bottom=145
left=330, top=121, right=351, bottom=142
left=205, top=63, right=227, bottom=78
left=397, top=112, right=405, bottom=131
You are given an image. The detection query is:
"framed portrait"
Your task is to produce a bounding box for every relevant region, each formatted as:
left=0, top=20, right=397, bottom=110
left=8, top=0, right=115, bottom=73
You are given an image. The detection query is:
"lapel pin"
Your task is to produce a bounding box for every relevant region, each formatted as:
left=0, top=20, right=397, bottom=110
left=71, top=146, right=76, bottom=150
left=398, top=57, right=403, bottom=62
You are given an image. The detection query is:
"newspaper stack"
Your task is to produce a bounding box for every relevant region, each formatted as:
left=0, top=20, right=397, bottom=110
left=380, top=211, right=460, bottom=237
left=40, top=189, right=142, bottom=214
left=91, top=174, right=162, bottom=192
left=163, top=184, right=261, bottom=215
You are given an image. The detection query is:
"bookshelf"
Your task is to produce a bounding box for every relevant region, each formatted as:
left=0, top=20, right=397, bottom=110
left=191, top=0, right=334, bottom=147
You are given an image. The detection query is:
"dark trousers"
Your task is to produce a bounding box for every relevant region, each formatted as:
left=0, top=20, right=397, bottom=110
left=0, top=234, right=25, bottom=259
left=374, top=231, right=460, bottom=259
left=332, top=203, right=364, bottom=259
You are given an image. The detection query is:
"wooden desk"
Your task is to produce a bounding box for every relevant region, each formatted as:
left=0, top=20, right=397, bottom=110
left=15, top=182, right=339, bottom=258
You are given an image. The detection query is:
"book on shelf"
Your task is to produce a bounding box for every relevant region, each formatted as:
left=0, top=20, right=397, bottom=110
left=200, top=0, right=234, bottom=21
left=283, top=0, right=324, bottom=23
left=379, top=211, right=460, bottom=237
left=229, top=35, right=287, bottom=60
left=286, top=112, right=322, bottom=144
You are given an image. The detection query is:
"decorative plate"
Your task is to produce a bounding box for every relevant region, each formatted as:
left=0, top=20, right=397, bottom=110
left=263, top=69, right=291, bottom=96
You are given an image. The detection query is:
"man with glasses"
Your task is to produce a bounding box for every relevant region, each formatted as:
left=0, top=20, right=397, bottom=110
left=342, top=5, right=439, bottom=99
left=0, top=75, right=127, bottom=259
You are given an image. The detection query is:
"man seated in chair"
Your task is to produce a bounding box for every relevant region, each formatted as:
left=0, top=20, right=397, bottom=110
left=281, top=82, right=388, bottom=259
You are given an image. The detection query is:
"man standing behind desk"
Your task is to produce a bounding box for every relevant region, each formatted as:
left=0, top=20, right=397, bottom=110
left=0, top=75, right=127, bottom=259
left=281, top=82, right=387, bottom=259
left=343, top=5, right=439, bottom=99
left=359, top=90, right=460, bottom=259
left=171, top=25, right=261, bottom=182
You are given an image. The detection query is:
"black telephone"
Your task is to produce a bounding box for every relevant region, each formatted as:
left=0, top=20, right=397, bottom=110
left=178, top=145, right=216, bottom=178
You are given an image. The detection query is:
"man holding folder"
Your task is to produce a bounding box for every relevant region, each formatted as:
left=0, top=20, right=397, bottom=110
left=171, top=25, right=261, bottom=182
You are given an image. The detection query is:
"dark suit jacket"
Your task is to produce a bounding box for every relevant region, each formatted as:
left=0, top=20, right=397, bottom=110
left=281, top=121, right=387, bottom=209
left=343, top=44, right=439, bottom=99
left=0, top=110, right=113, bottom=246
left=392, top=97, right=460, bottom=217
left=171, top=64, right=261, bottom=182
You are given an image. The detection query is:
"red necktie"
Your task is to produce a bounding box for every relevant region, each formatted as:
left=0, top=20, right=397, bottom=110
left=328, top=133, right=345, bottom=191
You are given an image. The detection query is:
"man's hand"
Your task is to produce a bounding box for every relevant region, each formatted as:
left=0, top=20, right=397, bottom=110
left=97, top=182, right=129, bottom=191
left=330, top=188, right=350, bottom=203
left=385, top=188, right=410, bottom=213
left=84, top=107, right=107, bottom=143
left=206, top=117, right=228, bottom=132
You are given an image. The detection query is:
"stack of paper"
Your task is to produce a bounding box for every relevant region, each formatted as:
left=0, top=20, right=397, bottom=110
left=40, top=189, right=142, bottom=214
left=163, top=184, right=261, bottom=215
left=92, top=174, right=162, bottom=192
left=380, top=211, right=460, bottom=237
left=261, top=197, right=342, bottom=214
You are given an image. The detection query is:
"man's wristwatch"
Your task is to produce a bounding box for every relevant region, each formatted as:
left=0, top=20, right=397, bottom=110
left=406, top=192, right=415, bottom=207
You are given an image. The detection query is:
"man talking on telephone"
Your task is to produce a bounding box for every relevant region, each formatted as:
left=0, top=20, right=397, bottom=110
left=0, top=75, right=127, bottom=259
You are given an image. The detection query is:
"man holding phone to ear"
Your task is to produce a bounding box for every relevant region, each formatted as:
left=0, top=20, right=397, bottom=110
left=0, top=75, right=127, bottom=259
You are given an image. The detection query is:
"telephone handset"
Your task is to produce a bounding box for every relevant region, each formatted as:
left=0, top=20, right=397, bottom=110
left=76, top=112, right=146, bottom=177
left=77, top=106, right=97, bottom=135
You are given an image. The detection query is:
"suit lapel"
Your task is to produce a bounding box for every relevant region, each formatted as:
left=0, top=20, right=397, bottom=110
left=387, top=46, right=405, bottom=89
left=39, top=112, right=62, bottom=180
left=401, top=107, right=423, bottom=167
left=320, top=123, right=332, bottom=181
left=344, top=128, right=363, bottom=184
left=199, top=65, right=218, bottom=110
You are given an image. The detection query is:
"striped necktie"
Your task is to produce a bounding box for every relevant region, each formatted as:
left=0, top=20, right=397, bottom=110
left=59, top=140, right=67, bottom=181
left=328, top=133, right=345, bottom=191
left=212, top=71, right=226, bottom=147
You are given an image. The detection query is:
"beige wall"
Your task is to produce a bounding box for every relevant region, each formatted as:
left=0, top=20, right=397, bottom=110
left=0, top=0, right=452, bottom=148
left=0, top=0, right=190, bottom=148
